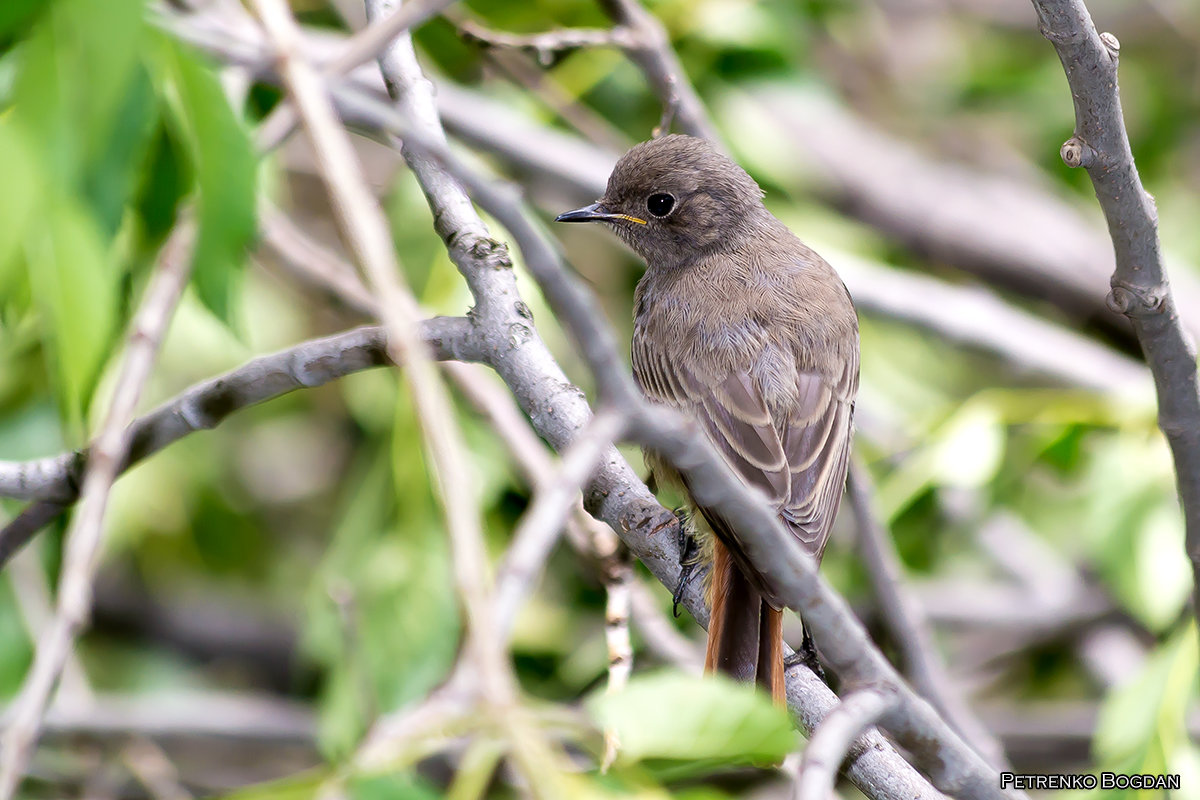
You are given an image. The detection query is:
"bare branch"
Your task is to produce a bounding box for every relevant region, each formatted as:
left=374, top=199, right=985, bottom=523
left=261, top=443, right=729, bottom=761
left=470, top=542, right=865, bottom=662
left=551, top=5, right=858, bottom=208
left=492, top=409, right=626, bottom=639
left=848, top=465, right=1008, bottom=769
left=594, top=0, right=718, bottom=141
left=0, top=222, right=196, bottom=799
left=257, top=202, right=378, bottom=316
left=253, top=0, right=459, bottom=151
left=795, top=689, right=899, bottom=800
left=20, top=690, right=315, bottom=743
left=627, top=582, right=703, bottom=671
left=599, top=548, right=633, bottom=771
left=120, top=739, right=191, bottom=800
left=457, top=19, right=637, bottom=59
left=0, top=320, right=476, bottom=569
left=1031, top=0, right=1200, bottom=626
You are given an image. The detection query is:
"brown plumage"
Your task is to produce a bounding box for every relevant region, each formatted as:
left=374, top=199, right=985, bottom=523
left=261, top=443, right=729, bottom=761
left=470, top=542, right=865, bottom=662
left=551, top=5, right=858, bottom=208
left=557, top=135, right=859, bottom=703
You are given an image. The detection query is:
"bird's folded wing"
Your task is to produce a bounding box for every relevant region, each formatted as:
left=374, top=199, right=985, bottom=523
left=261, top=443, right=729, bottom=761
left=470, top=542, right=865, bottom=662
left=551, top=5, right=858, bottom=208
left=633, top=341, right=855, bottom=562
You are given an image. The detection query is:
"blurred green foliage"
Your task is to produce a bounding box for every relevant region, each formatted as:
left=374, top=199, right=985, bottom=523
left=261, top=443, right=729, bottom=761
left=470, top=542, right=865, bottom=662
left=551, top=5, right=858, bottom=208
left=0, top=0, right=1198, bottom=797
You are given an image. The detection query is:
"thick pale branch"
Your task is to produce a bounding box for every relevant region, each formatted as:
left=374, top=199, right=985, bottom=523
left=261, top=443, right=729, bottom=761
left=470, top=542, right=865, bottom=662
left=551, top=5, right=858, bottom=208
left=1031, top=0, right=1200, bottom=624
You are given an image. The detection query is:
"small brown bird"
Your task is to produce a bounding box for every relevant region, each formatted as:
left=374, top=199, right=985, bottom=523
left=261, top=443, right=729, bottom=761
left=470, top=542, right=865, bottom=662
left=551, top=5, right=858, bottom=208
left=557, top=135, right=859, bottom=703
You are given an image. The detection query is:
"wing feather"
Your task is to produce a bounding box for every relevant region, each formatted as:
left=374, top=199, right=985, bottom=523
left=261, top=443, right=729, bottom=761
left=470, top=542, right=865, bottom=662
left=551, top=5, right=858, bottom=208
left=633, top=331, right=857, bottom=564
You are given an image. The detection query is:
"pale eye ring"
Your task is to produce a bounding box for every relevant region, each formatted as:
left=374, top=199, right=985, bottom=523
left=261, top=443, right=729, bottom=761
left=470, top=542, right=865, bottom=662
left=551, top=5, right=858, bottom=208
left=646, top=193, right=675, bottom=217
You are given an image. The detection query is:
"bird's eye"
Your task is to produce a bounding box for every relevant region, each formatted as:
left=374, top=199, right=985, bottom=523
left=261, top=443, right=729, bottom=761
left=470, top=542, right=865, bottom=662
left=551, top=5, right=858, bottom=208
left=646, top=193, right=675, bottom=217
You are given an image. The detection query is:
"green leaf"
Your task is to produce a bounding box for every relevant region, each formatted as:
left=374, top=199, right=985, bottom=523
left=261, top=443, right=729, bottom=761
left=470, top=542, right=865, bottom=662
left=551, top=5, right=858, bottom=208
left=0, top=0, right=49, bottom=45
left=83, top=62, right=159, bottom=237
left=351, top=773, right=441, bottom=800
left=0, top=118, right=42, bottom=296
left=587, top=671, right=797, bottom=774
left=25, top=199, right=118, bottom=422
left=10, top=0, right=144, bottom=190
left=133, top=123, right=189, bottom=248
left=216, top=768, right=332, bottom=800
left=1095, top=623, right=1198, bottom=767
left=156, top=36, right=257, bottom=327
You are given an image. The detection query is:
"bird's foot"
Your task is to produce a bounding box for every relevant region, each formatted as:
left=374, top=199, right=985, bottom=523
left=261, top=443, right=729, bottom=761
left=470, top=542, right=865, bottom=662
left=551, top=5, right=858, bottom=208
left=671, top=509, right=699, bottom=618
left=784, top=627, right=827, bottom=683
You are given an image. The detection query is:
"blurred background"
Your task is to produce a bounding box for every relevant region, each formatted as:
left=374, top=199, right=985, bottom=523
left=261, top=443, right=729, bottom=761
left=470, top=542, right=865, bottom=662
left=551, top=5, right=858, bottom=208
left=0, top=0, right=1198, bottom=796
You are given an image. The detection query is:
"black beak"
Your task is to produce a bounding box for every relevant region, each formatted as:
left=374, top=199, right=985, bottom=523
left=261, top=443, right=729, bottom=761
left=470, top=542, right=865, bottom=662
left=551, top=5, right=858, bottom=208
left=555, top=202, right=611, bottom=223
left=555, top=202, right=648, bottom=226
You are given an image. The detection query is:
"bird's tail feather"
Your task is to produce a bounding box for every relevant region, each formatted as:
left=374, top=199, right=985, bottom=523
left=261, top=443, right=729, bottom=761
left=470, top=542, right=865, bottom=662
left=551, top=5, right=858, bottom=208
left=705, top=539, right=785, bottom=705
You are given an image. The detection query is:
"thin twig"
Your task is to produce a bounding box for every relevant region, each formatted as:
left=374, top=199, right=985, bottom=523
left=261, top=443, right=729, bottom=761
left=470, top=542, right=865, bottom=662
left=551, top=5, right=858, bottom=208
left=600, top=548, right=633, bottom=771
left=253, top=0, right=458, bottom=151
left=1030, top=0, right=1200, bottom=630
left=848, top=464, right=1008, bottom=769
left=595, top=0, right=718, bottom=141
left=492, top=409, right=626, bottom=638
left=255, top=0, right=514, bottom=710
left=0, top=222, right=196, bottom=800
left=257, top=202, right=378, bottom=315
left=794, top=689, right=898, bottom=800
left=120, top=739, right=192, bottom=800
left=457, top=19, right=637, bottom=59
left=627, top=581, right=703, bottom=671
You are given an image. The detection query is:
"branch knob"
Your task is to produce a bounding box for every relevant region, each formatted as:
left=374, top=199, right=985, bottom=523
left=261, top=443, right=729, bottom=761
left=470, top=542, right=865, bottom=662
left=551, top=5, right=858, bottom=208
left=1060, top=136, right=1095, bottom=168
left=1099, top=31, right=1121, bottom=58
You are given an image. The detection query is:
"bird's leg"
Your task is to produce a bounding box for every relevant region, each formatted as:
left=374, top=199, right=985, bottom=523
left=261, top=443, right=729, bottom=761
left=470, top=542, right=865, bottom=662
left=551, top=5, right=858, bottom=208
left=671, top=509, right=700, bottom=618
left=783, top=626, right=827, bottom=683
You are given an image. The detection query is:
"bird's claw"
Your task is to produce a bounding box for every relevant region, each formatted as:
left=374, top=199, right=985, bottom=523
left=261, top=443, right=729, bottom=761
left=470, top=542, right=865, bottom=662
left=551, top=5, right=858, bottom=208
left=784, top=628, right=827, bottom=683
left=672, top=509, right=699, bottom=618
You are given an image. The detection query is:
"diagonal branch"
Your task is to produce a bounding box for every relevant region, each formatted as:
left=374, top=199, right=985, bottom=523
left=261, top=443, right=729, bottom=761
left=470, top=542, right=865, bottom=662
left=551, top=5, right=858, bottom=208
left=594, top=0, right=718, bottom=141
left=1031, top=0, right=1200, bottom=625
left=0, top=223, right=196, bottom=799
left=848, top=464, right=1007, bottom=769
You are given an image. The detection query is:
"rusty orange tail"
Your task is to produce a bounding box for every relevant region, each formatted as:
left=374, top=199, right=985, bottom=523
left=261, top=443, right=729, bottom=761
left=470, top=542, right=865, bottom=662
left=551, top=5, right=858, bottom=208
left=705, top=539, right=785, bottom=705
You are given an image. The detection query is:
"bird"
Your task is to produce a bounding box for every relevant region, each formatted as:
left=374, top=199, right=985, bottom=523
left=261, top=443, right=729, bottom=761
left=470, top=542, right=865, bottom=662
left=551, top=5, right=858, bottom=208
left=555, top=134, right=859, bottom=703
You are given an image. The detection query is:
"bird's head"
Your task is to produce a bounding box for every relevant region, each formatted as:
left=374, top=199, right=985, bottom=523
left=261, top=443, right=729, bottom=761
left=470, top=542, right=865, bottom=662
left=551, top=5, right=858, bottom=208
left=555, top=134, right=766, bottom=268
